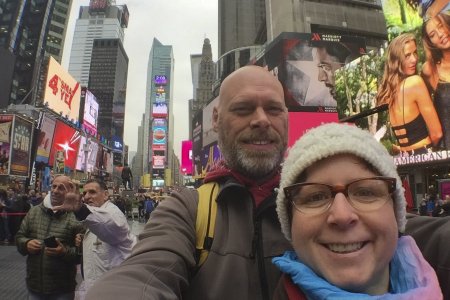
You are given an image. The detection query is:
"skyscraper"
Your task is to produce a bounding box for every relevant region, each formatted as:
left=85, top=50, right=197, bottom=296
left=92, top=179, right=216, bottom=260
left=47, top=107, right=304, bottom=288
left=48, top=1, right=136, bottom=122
left=267, top=0, right=387, bottom=48
left=88, top=38, right=128, bottom=143
left=0, top=0, right=73, bottom=108
left=218, top=0, right=266, bottom=56
left=68, top=1, right=129, bottom=86
left=143, top=38, right=174, bottom=187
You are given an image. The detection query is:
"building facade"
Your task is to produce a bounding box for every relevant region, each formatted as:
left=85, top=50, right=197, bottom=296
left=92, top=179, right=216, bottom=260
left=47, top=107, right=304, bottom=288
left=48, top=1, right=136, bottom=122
left=218, top=0, right=266, bottom=56
left=266, top=0, right=387, bottom=49
left=0, top=0, right=73, bottom=108
left=68, top=1, right=128, bottom=87
left=143, top=38, right=174, bottom=187
left=88, top=38, right=128, bottom=145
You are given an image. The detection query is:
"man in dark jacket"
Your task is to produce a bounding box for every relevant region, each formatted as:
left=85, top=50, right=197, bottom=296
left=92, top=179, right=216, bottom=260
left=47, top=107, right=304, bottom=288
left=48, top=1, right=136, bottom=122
left=16, top=175, right=84, bottom=299
left=87, top=66, right=292, bottom=300
left=121, top=163, right=133, bottom=190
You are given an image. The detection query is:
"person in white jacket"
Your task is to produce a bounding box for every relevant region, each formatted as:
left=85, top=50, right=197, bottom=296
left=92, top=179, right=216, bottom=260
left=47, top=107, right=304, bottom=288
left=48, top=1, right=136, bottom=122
left=54, top=178, right=137, bottom=298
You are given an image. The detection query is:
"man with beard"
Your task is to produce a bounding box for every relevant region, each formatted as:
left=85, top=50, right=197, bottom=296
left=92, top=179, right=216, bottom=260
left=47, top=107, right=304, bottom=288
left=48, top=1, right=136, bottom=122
left=86, top=65, right=292, bottom=300
left=16, top=175, right=84, bottom=300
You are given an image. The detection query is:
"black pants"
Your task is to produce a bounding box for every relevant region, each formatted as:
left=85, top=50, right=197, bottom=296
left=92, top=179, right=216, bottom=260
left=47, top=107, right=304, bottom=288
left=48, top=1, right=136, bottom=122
left=122, top=178, right=132, bottom=190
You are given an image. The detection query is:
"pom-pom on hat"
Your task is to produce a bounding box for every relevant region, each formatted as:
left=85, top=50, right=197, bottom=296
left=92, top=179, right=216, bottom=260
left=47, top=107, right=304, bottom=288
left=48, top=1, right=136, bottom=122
left=276, top=123, right=406, bottom=241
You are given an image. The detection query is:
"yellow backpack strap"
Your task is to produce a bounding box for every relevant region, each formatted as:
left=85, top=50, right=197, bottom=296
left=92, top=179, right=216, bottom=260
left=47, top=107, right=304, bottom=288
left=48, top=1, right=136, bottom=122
left=195, top=182, right=219, bottom=267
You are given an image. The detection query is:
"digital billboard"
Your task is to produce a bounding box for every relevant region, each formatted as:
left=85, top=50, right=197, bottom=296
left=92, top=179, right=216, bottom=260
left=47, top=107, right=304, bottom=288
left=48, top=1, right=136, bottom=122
left=152, top=102, right=168, bottom=118
left=154, top=75, right=167, bottom=85
left=181, top=140, right=193, bottom=175
left=153, top=155, right=165, bottom=169
left=36, top=114, right=56, bottom=163
left=288, top=112, right=339, bottom=149
left=48, top=120, right=81, bottom=170
left=43, top=57, right=81, bottom=123
left=10, top=116, right=33, bottom=177
left=155, top=92, right=166, bottom=102
left=153, top=126, right=167, bottom=145
left=75, top=136, right=87, bottom=171
left=335, top=1, right=450, bottom=167
left=202, top=97, right=219, bottom=147
left=261, top=32, right=366, bottom=111
left=82, top=89, right=99, bottom=136
left=0, top=115, right=13, bottom=175
left=112, top=135, right=123, bottom=152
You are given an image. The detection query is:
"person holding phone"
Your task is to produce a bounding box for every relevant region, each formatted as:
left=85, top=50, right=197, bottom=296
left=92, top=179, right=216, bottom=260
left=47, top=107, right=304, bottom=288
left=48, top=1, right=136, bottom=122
left=15, top=175, right=84, bottom=300
left=53, top=179, right=136, bottom=299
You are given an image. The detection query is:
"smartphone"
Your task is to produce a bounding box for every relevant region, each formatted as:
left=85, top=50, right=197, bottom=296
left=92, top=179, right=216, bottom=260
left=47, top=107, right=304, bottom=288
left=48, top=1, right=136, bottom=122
left=43, top=236, right=58, bottom=248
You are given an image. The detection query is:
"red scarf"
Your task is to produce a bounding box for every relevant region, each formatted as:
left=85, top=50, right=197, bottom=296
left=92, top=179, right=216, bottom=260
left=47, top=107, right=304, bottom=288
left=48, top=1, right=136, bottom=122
left=204, top=161, right=280, bottom=207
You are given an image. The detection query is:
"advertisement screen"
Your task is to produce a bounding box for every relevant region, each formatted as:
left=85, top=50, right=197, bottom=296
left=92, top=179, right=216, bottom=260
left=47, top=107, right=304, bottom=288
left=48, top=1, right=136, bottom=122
left=153, top=155, right=165, bottom=169
left=43, top=57, right=81, bottom=123
left=0, top=115, right=13, bottom=175
left=155, top=92, right=166, bottom=102
left=10, top=116, right=33, bottom=176
left=181, top=140, right=193, bottom=175
left=36, top=114, right=56, bottom=163
left=48, top=121, right=81, bottom=170
left=288, top=111, right=339, bottom=149
left=202, top=97, right=219, bottom=147
left=152, top=102, right=168, bottom=118
left=112, top=135, right=123, bottom=152
left=154, top=75, right=167, bottom=85
left=262, top=32, right=366, bottom=111
left=75, top=136, right=87, bottom=171
left=82, top=89, right=98, bottom=136
left=192, top=111, right=203, bottom=177
left=334, top=2, right=450, bottom=166
left=153, top=126, right=167, bottom=145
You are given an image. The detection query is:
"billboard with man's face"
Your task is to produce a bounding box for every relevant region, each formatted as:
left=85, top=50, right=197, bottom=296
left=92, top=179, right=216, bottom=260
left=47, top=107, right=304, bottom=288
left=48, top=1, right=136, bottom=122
left=261, top=32, right=366, bottom=111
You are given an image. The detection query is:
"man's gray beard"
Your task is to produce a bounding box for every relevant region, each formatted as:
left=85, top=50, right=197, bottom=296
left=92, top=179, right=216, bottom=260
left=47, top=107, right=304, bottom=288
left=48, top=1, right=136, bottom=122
left=218, top=138, right=284, bottom=179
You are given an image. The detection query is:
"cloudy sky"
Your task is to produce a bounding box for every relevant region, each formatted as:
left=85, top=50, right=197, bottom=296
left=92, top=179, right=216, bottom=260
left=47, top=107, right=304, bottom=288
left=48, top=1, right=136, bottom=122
left=61, top=0, right=218, bottom=158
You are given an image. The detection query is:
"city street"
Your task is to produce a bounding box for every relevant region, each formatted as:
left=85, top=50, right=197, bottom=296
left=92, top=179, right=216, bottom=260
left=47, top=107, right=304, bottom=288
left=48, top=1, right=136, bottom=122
left=0, top=220, right=145, bottom=299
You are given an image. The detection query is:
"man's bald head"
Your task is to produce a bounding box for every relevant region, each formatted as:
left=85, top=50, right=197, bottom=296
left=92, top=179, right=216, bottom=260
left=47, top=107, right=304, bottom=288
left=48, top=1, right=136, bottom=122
left=213, top=65, right=288, bottom=180
left=217, top=66, right=284, bottom=111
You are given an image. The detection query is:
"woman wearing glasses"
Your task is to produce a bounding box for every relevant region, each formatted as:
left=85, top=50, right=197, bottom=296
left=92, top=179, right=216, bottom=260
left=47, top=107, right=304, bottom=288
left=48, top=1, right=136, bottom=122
left=273, top=123, right=441, bottom=299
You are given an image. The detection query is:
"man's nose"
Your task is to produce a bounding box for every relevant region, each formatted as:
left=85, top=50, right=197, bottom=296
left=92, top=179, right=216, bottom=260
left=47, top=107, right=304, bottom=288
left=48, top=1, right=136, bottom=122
left=250, top=107, right=270, bottom=128
left=318, top=68, right=327, bottom=82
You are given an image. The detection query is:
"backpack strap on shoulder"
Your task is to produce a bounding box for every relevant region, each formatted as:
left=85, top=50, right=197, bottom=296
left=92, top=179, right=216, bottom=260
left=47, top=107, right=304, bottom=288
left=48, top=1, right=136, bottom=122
left=195, top=182, right=219, bottom=267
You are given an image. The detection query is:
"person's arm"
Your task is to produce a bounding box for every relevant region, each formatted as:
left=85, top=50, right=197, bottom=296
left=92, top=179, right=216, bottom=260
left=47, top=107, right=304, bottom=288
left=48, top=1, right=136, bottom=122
left=86, top=188, right=198, bottom=300
left=76, top=203, right=135, bottom=246
left=405, top=214, right=450, bottom=296
left=409, top=75, right=443, bottom=145
left=15, top=209, right=38, bottom=255
left=421, top=61, right=439, bottom=92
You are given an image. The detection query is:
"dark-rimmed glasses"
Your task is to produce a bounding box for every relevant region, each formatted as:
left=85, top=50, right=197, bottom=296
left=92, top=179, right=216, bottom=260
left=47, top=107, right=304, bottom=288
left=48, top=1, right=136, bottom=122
left=284, top=176, right=396, bottom=215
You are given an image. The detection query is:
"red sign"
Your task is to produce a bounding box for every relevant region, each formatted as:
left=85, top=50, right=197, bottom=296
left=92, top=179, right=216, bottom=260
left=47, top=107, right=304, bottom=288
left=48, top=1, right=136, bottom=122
left=48, top=121, right=81, bottom=170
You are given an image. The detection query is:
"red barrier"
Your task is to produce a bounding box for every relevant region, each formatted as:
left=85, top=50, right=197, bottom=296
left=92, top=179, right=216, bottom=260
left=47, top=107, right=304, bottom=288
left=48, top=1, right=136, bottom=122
left=0, top=212, right=27, bottom=216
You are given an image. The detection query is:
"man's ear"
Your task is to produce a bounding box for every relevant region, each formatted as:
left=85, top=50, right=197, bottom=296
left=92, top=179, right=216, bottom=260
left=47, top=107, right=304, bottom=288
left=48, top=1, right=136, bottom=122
left=212, top=107, right=219, bottom=132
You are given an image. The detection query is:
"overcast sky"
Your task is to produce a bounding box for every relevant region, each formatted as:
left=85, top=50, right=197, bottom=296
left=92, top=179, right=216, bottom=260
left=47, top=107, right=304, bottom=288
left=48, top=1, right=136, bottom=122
left=61, top=0, right=218, bottom=158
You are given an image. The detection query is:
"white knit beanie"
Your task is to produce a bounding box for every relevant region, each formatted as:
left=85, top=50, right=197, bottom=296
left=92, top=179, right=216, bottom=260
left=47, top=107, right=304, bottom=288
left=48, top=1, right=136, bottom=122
left=277, top=123, right=406, bottom=241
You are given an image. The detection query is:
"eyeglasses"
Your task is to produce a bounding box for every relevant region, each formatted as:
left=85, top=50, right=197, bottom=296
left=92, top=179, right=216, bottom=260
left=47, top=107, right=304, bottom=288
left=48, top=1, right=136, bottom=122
left=284, top=176, right=396, bottom=215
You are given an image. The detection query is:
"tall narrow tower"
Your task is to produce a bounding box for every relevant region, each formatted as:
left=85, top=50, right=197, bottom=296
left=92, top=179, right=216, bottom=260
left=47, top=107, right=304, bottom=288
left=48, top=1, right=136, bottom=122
left=143, top=38, right=174, bottom=186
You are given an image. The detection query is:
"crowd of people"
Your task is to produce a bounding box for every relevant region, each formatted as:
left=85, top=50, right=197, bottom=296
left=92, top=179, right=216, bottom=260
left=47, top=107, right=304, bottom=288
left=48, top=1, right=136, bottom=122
left=0, top=187, right=46, bottom=244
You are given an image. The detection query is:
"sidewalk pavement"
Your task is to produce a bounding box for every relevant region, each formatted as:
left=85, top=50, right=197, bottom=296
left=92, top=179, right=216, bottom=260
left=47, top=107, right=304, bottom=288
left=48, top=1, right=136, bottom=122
left=0, top=220, right=146, bottom=299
